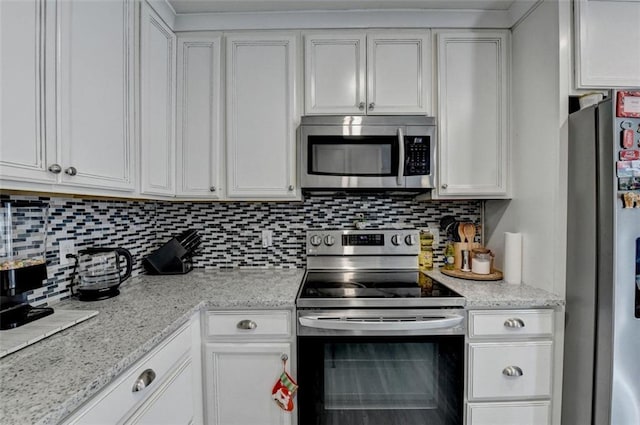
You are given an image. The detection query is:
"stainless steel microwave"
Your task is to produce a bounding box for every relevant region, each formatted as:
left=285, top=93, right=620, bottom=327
left=299, top=115, right=436, bottom=191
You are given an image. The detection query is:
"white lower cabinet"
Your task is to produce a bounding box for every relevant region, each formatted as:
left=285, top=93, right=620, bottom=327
left=466, top=309, right=554, bottom=425
left=467, top=401, right=551, bottom=425
left=62, top=315, right=202, bottom=425
left=204, top=310, right=295, bottom=425
left=205, top=343, right=292, bottom=425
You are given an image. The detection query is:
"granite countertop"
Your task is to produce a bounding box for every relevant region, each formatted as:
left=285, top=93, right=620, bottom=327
left=425, top=269, right=565, bottom=308
left=0, top=268, right=304, bottom=425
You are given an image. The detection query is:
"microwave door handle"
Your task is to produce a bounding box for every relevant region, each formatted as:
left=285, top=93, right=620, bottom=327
left=397, top=128, right=405, bottom=186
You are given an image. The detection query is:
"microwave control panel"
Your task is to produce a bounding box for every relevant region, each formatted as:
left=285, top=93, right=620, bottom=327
left=404, top=136, right=430, bottom=175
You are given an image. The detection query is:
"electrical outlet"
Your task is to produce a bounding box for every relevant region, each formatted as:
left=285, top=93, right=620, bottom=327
left=59, top=240, right=75, bottom=265
left=261, top=230, right=273, bottom=248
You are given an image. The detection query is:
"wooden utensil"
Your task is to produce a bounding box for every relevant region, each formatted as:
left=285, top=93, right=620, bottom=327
left=457, top=223, right=466, bottom=243
left=463, top=223, right=476, bottom=244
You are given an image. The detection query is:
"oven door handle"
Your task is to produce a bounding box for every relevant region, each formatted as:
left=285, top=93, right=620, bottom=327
left=298, top=314, right=464, bottom=332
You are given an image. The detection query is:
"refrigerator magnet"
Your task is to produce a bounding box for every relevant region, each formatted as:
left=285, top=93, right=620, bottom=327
left=620, top=150, right=640, bottom=161
left=616, top=91, right=640, bottom=117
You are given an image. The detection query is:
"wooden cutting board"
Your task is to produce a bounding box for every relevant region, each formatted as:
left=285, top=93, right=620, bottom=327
left=440, top=267, right=503, bottom=281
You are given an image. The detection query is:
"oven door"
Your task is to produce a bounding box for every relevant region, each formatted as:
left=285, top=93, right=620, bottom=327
left=300, top=124, right=405, bottom=189
left=297, top=310, right=464, bottom=425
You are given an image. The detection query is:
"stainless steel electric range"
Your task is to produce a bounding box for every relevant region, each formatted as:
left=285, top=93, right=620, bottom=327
left=296, top=229, right=466, bottom=425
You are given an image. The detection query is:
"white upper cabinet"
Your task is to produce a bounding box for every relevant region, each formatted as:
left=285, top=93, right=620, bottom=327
left=436, top=30, right=510, bottom=198
left=574, top=0, right=640, bottom=89
left=140, top=1, right=176, bottom=196
left=367, top=31, right=431, bottom=115
left=0, top=0, right=57, bottom=184
left=225, top=33, right=299, bottom=199
left=304, top=32, right=366, bottom=115
left=304, top=30, right=431, bottom=116
left=57, top=0, right=136, bottom=190
left=176, top=33, right=223, bottom=199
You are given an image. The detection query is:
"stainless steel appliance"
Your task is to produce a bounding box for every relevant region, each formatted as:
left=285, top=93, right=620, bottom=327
left=562, top=93, right=640, bottom=425
left=0, top=201, right=52, bottom=329
left=70, top=247, right=133, bottom=301
left=299, top=116, right=436, bottom=191
left=296, top=229, right=465, bottom=425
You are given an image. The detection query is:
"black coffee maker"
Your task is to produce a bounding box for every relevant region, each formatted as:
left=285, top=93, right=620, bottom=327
left=0, top=201, right=53, bottom=330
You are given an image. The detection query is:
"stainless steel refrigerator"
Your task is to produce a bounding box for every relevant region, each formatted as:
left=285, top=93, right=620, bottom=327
left=562, top=93, right=640, bottom=425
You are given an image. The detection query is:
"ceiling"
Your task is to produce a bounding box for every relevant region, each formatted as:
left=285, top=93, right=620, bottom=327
left=168, top=0, right=518, bottom=14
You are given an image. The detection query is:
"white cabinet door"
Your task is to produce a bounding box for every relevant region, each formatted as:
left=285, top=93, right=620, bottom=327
left=124, top=356, right=194, bottom=425
left=436, top=30, right=509, bottom=198
left=140, top=2, right=176, bottom=196
left=575, top=0, right=640, bottom=88
left=367, top=31, right=431, bottom=115
left=0, top=0, right=57, bottom=183
left=176, top=33, right=223, bottom=199
left=225, top=33, right=299, bottom=199
left=205, top=342, right=292, bottom=425
left=304, top=32, right=366, bottom=115
left=56, top=0, right=135, bottom=190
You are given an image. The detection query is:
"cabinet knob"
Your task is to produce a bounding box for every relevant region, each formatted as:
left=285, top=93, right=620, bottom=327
left=368, top=102, right=375, bottom=110
left=358, top=102, right=365, bottom=110
left=503, top=318, right=525, bottom=328
left=48, top=164, right=62, bottom=174
left=209, top=186, right=216, bottom=192
left=502, top=366, right=524, bottom=377
left=64, top=166, right=77, bottom=176
left=237, top=319, right=257, bottom=330
left=281, top=354, right=288, bottom=362
left=441, top=184, right=448, bottom=189
left=288, top=185, right=294, bottom=191
left=132, top=369, right=156, bottom=392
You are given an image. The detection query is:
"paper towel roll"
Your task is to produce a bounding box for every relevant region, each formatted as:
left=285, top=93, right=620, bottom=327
left=503, top=232, right=522, bottom=284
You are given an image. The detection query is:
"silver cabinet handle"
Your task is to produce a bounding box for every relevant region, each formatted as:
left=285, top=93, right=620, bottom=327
left=281, top=354, right=288, bottom=362
left=368, top=102, right=375, bottom=110
left=358, top=102, right=365, bottom=110
left=64, top=166, right=77, bottom=176
left=48, top=164, right=62, bottom=174
left=504, top=318, right=525, bottom=328
left=441, top=183, right=448, bottom=189
left=132, top=369, right=156, bottom=392
left=237, top=319, right=257, bottom=330
left=209, top=186, right=216, bottom=192
left=288, top=185, right=294, bottom=191
left=502, top=366, right=524, bottom=377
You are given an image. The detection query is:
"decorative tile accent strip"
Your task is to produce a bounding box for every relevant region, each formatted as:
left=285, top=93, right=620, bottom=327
left=2, top=194, right=480, bottom=306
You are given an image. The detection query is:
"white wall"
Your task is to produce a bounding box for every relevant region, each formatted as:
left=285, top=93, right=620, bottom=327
left=485, top=0, right=567, bottom=297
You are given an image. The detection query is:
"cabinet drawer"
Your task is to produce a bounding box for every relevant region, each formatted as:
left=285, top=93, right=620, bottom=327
left=64, top=323, right=192, bottom=425
left=206, top=310, right=291, bottom=338
left=468, top=309, right=553, bottom=338
left=466, top=401, right=551, bottom=425
left=468, top=341, right=552, bottom=400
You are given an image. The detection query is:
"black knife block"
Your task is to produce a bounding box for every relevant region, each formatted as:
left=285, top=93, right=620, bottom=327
left=142, top=239, right=193, bottom=275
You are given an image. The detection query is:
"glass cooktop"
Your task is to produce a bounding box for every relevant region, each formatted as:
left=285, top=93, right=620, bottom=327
left=297, top=271, right=465, bottom=308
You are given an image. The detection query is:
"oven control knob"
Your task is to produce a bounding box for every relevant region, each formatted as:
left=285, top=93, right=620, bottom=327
left=405, top=234, right=417, bottom=246
left=309, top=235, right=322, bottom=246
left=324, top=235, right=336, bottom=246
left=391, top=234, right=401, bottom=246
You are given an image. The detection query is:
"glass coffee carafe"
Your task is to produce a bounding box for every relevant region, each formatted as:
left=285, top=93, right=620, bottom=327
left=71, top=247, right=133, bottom=301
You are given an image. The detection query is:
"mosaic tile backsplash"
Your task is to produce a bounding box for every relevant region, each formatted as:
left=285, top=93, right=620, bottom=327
left=2, top=194, right=480, bottom=306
